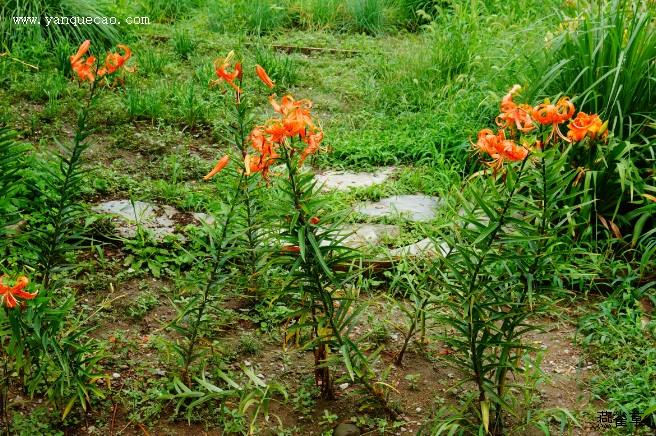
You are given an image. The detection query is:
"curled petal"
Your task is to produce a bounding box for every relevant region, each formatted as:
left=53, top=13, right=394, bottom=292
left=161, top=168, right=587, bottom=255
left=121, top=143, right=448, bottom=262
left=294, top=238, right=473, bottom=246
left=0, top=275, right=36, bottom=308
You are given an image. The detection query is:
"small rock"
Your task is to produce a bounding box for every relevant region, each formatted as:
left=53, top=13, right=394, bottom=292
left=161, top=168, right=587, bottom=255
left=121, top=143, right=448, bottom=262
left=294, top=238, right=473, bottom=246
left=340, top=224, right=401, bottom=249
left=355, top=194, right=442, bottom=222
left=333, top=423, right=361, bottom=436
left=387, top=237, right=450, bottom=257
left=316, top=167, right=395, bottom=191
left=339, top=382, right=350, bottom=390
left=112, top=372, right=120, bottom=379
left=415, top=407, right=422, bottom=413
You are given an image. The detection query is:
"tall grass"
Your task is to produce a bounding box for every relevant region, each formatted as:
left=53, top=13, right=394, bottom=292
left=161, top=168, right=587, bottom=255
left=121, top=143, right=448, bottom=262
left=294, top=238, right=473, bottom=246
left=537, top=0, right=656, bottom=139
left=0, top=0, right=120, bottom=49
left=291, top=0, right=345, bottom=30
left=346, top=0, right=392, bottom=34
left=206, top=0, right=290, bottom=35
left=254, top=47, right=298, bottom=90
left=139, top=0, right=200, bottom=23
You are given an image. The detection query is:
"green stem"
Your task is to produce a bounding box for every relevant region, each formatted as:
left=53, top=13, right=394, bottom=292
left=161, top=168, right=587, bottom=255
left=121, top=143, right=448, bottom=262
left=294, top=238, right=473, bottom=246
left=464, top=157, right=529, bottom=423
left=283, top=146, right=397, bottom=414
left=182, top=173, right=245, bottom=378
left=494, top=153, right=550, bottom=433
left=235, top=82, right=258, bottom=278
left=41, top=81, right=98, bottom=289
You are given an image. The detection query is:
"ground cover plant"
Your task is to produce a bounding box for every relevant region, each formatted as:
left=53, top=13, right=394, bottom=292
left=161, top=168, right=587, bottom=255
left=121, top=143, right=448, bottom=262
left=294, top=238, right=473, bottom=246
left=0, top=0, right=654, bottom=434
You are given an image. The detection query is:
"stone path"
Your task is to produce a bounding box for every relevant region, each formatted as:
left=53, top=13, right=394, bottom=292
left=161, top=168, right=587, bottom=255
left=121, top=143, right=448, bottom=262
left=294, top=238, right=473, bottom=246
left=92, top=168, right=449, bottom=258
left=92, top=200, right=188, bottom=240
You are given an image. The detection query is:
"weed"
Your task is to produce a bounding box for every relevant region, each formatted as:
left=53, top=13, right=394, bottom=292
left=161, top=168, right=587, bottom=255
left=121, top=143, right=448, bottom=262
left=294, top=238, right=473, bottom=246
left=346, top=0, right=392, bottom=35
left=254, top=47, right=298, bottom=91
left=172, top=29, right=198, bottom=60
left=237, top=333, right=264, bottom=356
left=127, top=290, right=159, bottom=319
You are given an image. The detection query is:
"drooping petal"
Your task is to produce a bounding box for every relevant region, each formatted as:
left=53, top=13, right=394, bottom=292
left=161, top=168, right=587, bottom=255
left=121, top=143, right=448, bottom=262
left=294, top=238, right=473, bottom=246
left=70, top=40, right=91, bottom=65
left=255, top=65, right=275, bottom=89
left=203, top=155, right=230, bottom=180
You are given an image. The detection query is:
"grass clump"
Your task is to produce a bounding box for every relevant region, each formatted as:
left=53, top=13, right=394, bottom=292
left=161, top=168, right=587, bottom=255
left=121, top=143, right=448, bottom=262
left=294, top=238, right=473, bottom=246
left=0, top=0, right=120, bottom=49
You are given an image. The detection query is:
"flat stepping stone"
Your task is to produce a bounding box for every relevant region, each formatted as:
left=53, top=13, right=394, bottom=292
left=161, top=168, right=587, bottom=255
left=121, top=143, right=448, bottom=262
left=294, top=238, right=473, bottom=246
left=315, top=167, right=395, bottom=191
left=387, top=237, right=450, bottom=257
left=339, top=223, right=401, bottom=248
left=92, top=200, right=189, bottom=240
left=355, top=194, right=441, bottom=222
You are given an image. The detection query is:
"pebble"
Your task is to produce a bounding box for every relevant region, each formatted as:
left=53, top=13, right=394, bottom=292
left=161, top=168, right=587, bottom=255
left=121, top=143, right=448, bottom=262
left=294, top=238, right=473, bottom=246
left=112, top=372, right=120, bottom=379
left=416, top=407, right=422, bottom=412
left=333, top=423, right=361, bottom=436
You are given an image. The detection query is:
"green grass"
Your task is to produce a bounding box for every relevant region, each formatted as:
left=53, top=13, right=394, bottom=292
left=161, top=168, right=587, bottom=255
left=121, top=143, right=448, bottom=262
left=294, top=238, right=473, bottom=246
left=536, top=0, right=656, bottom=139
left=1, top=0, right=120, bottom=49
left=579, top=290, right=656, bottom=431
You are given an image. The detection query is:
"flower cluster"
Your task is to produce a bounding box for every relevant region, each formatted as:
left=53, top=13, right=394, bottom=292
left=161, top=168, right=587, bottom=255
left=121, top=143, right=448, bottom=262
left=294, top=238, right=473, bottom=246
left=70, top=40, right=132, bottom=83
left=0, top=275, right=37, bottom=309
left=247, top=95, right=323, bottom=178
left=203, top=52, right=322, bottom=182
left=474, top=85, right=607, bottom=172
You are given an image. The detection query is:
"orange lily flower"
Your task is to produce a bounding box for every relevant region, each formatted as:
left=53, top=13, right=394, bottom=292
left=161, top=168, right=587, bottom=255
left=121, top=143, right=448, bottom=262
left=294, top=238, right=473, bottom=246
left=472, top=128, right=528, bottom=172
left=203, top=155, right=230, bottom=180
left=567, top=112, right=608, bottom=142
left=0, top=275, right=37, bottom=309
left=264, top=120, right=290, bottom=144
left=269, top=95, right=312, bottom=116
left=281, top=245, right=301, bottom=253
left=532, top=97, right=575, bottom=142
left=255, top=65, right=275, bottom=89
left=298, top=130, right=323, bottom=166
left=284, top=107, right=315, bottom=138
left=70, top=40, right=97, bottom=82
left=495, top=85, right=535, bottom=133
left=211, top=51, right=242, bottom=94
left=98, top=44, right=132, bottom=76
